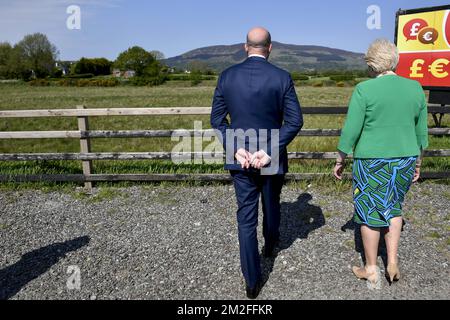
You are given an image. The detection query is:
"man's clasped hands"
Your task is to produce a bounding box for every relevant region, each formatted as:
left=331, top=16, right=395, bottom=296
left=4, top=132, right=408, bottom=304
left=235, top=148, right=272, bottom=170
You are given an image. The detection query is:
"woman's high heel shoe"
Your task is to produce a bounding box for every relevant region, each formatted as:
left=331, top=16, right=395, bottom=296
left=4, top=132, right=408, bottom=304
left=352, top=266, right=381, bottom=290
left=386, top=264, right=401, bottom=285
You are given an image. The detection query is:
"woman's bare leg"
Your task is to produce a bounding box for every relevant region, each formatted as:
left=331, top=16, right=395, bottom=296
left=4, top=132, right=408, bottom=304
left=361, top=225, right=380, bottom=269
left=352, top=225, right=382, bottom=288
left=384, top=217, right=403, bottom=266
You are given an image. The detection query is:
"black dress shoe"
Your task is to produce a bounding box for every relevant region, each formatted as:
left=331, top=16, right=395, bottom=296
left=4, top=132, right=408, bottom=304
left=263, top=246, right=274, bottom=258
left=246, top=282, right=262, bottom=299
left=263, top=240, right=279, bottom=258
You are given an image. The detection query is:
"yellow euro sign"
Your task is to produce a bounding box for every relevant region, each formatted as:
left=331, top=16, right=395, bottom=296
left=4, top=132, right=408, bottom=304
left=428, top=59, right=449, bottom=78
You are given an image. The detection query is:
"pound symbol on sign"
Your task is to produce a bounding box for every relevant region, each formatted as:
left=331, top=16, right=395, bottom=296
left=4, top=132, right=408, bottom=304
left=410, top=59, right=425, bottom=78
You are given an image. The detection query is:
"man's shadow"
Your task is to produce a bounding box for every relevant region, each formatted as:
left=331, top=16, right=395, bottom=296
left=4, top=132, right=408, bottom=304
left=0, top=236, right=90, bottom=300
left=261, top=193, right=325, bottom=283
left=340, top=218, right=405, bottom=268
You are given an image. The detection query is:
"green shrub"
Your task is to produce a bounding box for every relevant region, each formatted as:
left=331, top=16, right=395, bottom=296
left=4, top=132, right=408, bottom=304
left=57, top=78, right=119, bottom=87
left=168, top=74, right=216, bottom=81
left=28, top=79, right=50, bottom=86
left=76, top=79, right=90, bottom=87
left=201, top=75, right=216, bottom=81
left=65, top=73, right=94, bottom=79
left=106, top=79, right=120, bottom=87
left=168, top=74, right=190, bottom=81
left=336, top=81, right=346, bottom=87
left=312, top=81, right=324, bottom=87
left=58, top=79, right=74, bottom=86
left=190, top=72, right=202, bottom=86
left=294, top=80, right=309, bottom=86
left=51, top=68, right=63, bottom=78
left=329, top=75, right=355, bottom=81
left=291, top=73, right=309, bottom=81
left=58, top=79, right=68, bottom=86
left=100, top=79, right=119, bottom=87
left=130, top=75, right=167, bottom=86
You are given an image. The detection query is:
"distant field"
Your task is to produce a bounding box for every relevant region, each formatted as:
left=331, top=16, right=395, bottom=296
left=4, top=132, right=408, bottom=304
left=0, top=82, right=448, bottom=184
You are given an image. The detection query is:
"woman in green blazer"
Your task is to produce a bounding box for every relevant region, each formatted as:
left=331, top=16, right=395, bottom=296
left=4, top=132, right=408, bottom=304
left=334, top=39, right=429, bottom=289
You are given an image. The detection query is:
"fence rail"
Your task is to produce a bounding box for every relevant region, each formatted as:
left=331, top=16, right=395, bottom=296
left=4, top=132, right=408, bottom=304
left=1, top=128, right=449, bottom=139
left=1, top=150, right=449, bottom=161
left=0, top=105, right=449, bottom=188
left=0, top=105, right=449, bottom=118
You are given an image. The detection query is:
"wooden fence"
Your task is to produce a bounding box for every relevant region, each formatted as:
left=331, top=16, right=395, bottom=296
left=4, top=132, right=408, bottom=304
left=0, top=105, right=449, bottom=189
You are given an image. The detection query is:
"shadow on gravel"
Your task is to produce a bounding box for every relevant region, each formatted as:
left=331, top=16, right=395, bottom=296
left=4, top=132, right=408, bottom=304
left=261, top=193, right=325, bottom=283
left=0, top=236, right=90, bottom=300
left=341, top=219, right=407, bottom=269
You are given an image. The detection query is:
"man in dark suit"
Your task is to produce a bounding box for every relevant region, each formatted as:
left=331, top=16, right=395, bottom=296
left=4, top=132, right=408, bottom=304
left=210, top=27, right=303, bottom=299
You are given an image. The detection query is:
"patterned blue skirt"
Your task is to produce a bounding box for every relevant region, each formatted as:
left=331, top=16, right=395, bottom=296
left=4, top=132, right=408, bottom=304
left=352, top=157, right=417, bottom=228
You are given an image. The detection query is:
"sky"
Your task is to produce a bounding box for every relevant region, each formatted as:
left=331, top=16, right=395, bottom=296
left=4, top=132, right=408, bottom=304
left=0, top=0, right=449, bottom=60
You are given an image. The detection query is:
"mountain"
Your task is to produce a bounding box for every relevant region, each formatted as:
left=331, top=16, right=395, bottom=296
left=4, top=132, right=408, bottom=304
left=163, top=41, right=366, bottom=72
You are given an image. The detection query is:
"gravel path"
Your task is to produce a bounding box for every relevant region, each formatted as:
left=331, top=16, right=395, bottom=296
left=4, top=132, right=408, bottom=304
left=0, top=182, right=449, bottom=300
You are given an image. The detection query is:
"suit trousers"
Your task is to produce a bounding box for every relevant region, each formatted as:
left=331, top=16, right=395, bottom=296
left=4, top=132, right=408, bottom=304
left=230, top=170, right=285, bottom=288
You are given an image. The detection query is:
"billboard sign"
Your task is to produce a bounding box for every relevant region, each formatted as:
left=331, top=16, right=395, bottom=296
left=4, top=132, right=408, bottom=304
left=395, top=5, right=450, bottom=90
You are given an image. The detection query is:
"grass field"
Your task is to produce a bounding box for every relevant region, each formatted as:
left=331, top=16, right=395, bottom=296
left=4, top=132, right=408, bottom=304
left=0, top=81, right=448, bottom=186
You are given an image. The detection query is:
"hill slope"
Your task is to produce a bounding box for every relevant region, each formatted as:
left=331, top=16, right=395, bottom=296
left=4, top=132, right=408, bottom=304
left=164, top=41, right=366, bottom=72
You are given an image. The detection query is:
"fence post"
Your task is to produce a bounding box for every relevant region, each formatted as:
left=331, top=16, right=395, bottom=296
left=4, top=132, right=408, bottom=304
left=77, top=105, right=93, bottom=191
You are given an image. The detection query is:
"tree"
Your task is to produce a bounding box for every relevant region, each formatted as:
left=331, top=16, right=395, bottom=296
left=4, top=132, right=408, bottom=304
left=7, top=45, right=32, bottom=80
left=190, top=70, right=202, bottom=86
left=0, top=42, right=13, bottom=79
left=0, top=42, right=12, bottom=65
left=114, top=46, right=167, bottom=86
left=14, top=33, right=59, bottom=79
left=72, top=57, right=112, bottom=76
left=114, top=46, right=156, bottom=76
left=150, top=50, right=165, bottom=61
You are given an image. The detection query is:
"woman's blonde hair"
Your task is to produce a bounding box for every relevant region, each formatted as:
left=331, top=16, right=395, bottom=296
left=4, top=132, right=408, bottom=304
left=365, top=39, right=399, bottom=73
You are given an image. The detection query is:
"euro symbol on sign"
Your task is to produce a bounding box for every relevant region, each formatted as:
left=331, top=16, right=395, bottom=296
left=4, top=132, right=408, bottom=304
left=410, top=59, right=425, bottom=78
left=423, top=31, right=433, bottom=41
left=428, top=59, right=449, bottom=78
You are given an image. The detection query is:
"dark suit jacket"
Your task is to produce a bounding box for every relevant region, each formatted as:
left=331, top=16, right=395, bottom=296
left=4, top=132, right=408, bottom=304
left=210, top=56, right=303, bottom=175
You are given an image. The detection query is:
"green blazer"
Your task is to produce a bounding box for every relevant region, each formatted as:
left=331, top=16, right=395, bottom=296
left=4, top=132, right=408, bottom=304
left=338, top=75, right=429, bottom=159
